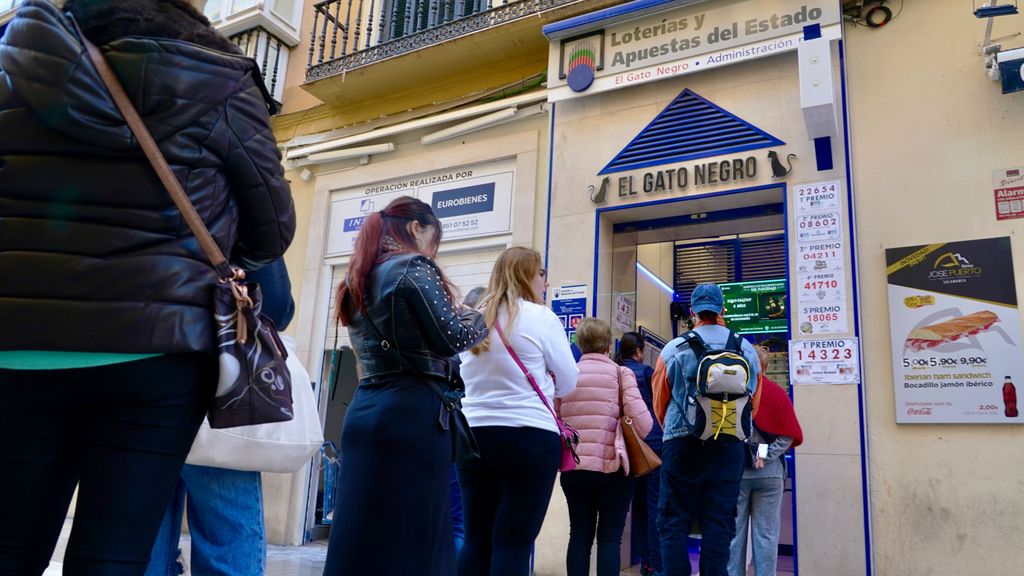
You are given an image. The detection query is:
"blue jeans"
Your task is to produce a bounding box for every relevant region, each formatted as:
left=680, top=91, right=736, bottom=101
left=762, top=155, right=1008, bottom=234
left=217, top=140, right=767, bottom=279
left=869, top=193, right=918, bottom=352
left=144, top=465, right=265, bottom=576
left=658, top=436, right=745, bottom=576
left=728, top=477, right=785, bottom=576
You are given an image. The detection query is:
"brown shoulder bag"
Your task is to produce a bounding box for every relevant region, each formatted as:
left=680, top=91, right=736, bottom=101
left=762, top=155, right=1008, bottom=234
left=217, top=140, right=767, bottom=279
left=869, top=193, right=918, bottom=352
left=618, top=366, right=662, bottom=477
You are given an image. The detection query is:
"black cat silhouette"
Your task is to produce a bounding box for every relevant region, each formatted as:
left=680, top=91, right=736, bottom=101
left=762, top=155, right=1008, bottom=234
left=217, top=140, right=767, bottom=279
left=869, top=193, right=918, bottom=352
left=768, top=151, right=796, bottom=179
left=589, top=176, right=610, bottom=204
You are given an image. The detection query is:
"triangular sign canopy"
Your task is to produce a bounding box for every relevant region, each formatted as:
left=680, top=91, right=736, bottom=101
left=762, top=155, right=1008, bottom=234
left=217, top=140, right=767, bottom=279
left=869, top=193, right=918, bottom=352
left=600, top=89, right=785, bottom=175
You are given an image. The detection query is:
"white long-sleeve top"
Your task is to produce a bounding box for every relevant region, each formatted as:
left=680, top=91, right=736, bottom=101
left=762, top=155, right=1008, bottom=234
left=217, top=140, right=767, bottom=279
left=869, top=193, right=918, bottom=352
left=459, top=300, right=579, bottom=433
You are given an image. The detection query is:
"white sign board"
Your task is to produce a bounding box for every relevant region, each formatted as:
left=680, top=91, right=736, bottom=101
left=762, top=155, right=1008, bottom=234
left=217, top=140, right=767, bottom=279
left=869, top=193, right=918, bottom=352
left=547, top=0, right=841, bottom=101
left=789, top=338, right=859, bottom=385
left=326, top=159, right=515, bottom=256
left=795, top=210, right=841, bottom=243
left=793, top=180, right=841, bottom=213
left=993, top=166, right=1024, bottom=221
left=886, top=237, right=1024, bottom=424
left=795, top=239, right=844, bottom=274
left=325, top=192, right=407, bottom=257
left=793, top=180, right=848, bottom=335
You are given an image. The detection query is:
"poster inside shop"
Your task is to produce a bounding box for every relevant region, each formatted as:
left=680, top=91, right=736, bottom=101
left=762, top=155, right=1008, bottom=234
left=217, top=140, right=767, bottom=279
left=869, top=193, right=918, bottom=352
left=325, top=159, right=515, bottom=256
left=552, top=284, right=588, bottom=345
left=886, top=237, right=1024, bottom=424
left=789, top=338, right=859, bottom=385
left=720, top=279, right=788, bottom=335
left=993, top=167, right=1024, bottom=221
left=793, top=180, right=848, bottom=335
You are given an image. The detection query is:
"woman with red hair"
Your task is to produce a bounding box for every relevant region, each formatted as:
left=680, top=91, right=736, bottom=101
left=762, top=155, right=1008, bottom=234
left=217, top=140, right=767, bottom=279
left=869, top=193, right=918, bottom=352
left=324, top=196, right=487, bottom=575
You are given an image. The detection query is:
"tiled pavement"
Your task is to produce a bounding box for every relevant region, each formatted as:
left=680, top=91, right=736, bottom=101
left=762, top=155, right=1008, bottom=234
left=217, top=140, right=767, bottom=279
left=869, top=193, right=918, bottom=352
left=45, top=517, right=793, bottom=575
left=44, top=518, right=328, bottom=576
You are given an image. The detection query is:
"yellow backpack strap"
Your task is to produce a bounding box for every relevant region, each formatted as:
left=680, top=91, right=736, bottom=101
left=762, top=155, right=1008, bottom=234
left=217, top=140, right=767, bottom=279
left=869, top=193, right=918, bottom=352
left=713, top=399, right=727, bottom=440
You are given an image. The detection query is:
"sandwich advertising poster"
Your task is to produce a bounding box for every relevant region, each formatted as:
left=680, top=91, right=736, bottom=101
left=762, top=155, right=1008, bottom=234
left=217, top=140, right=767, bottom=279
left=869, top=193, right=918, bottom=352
left=886, top=237, right=1024, bottom=424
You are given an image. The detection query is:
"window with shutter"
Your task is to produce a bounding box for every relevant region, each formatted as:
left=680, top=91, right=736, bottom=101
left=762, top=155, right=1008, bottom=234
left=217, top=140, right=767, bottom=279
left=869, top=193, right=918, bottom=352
left=673, top=233, right=785, bottom=308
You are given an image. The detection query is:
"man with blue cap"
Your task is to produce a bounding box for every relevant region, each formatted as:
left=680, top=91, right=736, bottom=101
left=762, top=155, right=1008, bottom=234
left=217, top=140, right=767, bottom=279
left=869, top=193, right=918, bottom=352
left=650, top=283, right=760, bottom=576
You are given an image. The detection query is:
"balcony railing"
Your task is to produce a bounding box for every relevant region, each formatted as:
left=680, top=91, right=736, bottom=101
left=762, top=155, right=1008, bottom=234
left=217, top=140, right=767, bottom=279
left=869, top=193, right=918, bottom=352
left=229, top=26, right=289, bottom=106
left=306, top=0, right=578, bottom=81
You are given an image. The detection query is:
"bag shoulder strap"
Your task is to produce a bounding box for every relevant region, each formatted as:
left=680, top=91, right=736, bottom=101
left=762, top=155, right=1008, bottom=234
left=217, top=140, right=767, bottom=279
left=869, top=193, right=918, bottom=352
left=617, top=364, right=626, bottom=419
left=362, top=308, right=455, bottom=408
left=79, top=28, right=233, bottom=281
left=682, top=330, right=707, bottom=359
left=493, top=321, right=559, bottom=422
left=725, top=331, right=744, bottom=354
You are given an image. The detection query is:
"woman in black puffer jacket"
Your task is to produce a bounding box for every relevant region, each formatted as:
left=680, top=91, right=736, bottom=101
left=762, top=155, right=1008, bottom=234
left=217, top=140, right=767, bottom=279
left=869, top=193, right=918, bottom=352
left=0, top=1, right=295, bottom=573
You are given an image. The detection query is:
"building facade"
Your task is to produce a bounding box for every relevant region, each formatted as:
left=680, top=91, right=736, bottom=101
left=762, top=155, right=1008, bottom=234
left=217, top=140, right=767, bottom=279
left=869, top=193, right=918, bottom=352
left=274, top=0, right=1024, bottom=573
left=5, top=0, right=1024, bottom=572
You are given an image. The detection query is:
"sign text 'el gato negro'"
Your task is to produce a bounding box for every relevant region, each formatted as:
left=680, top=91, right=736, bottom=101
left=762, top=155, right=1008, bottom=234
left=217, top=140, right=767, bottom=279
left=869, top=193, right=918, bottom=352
left=601, top=156, right=758, bottom=202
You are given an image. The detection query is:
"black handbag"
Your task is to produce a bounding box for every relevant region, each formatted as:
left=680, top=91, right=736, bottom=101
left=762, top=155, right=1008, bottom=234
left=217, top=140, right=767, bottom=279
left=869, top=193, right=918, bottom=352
left=364, top=313, right=480, bottom=463
left=81, top=32, right=293, bottom=429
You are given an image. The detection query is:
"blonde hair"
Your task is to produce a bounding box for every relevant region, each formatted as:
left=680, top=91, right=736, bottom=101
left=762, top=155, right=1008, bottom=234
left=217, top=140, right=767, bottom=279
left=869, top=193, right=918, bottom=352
left=576, top=317, right=611, bottom=354
left=754, top=345, right=769, bottom=371
left=471, top=247, right=543, bottom=354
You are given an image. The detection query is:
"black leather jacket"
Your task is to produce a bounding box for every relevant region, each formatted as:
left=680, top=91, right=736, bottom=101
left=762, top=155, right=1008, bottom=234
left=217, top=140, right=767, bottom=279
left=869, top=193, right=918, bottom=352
left=0, top=1, right=295, bottom=354
left=347, top=253, right=487, bottom=383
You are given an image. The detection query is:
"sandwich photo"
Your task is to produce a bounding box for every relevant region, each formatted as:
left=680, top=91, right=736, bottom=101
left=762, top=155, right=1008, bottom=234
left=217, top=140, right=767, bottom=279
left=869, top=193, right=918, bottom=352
left=904, top=311, right=999, bottom=352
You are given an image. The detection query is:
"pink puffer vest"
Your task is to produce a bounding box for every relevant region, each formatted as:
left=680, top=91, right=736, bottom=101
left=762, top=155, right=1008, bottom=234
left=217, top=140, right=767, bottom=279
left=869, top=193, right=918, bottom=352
left=556, top=353, right=654, bottom=474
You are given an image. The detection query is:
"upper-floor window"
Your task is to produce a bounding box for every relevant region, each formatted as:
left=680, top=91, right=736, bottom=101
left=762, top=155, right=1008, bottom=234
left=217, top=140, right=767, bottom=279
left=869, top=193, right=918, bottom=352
left=199, top=0, right=302, bottom=46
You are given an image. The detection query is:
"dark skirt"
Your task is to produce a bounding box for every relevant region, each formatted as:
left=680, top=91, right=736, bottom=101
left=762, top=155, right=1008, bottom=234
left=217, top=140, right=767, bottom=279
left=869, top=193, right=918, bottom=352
left=323, top=374, right=454, bottom=576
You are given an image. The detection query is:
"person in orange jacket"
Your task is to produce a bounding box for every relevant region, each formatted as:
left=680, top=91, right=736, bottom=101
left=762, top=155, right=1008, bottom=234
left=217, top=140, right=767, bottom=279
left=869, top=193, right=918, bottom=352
left=650, top=284, right=760, bottom=576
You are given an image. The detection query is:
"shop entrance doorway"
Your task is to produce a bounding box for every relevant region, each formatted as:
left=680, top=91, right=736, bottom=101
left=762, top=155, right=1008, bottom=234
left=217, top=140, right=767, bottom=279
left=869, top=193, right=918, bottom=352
left=600, top=184, right=798, bottom=576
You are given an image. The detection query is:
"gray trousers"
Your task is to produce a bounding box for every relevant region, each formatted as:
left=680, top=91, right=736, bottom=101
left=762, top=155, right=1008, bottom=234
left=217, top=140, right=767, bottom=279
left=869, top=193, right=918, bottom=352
left=727, top=476, right=785, bottom=576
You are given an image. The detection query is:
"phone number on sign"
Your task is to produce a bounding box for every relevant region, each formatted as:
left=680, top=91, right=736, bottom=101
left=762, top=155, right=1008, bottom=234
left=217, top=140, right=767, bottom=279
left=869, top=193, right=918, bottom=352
left=442, top=219, right=479, bottom=231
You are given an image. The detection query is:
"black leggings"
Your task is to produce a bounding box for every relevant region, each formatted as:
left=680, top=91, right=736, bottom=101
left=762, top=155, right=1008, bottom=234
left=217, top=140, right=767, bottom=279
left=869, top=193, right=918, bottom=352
left=0, top=354, right=215, bottom=576
left=560, top=470, right=635, bottom=576
left=456, top=426, right=561, bottom=576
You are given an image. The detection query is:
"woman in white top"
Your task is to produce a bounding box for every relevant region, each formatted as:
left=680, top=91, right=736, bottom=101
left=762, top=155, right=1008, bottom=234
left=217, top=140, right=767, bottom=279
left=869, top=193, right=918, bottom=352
left=457, top=246, right=579, bottom=576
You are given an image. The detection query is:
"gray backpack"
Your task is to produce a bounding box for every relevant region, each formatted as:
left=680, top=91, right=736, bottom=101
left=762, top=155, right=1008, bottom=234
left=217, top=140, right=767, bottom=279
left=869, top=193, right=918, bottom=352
left=680, top=330, right=753, bottom=441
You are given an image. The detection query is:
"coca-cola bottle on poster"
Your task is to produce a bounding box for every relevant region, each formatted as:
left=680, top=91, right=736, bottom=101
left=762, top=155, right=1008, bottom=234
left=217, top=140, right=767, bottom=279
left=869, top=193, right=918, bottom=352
left=1003, top=376, right=1018, bottom=418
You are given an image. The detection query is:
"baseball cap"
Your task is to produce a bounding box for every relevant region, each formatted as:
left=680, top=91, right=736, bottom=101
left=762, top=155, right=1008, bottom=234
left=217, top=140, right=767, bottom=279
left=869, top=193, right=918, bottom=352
left=690, top=283, right=724, bottom=314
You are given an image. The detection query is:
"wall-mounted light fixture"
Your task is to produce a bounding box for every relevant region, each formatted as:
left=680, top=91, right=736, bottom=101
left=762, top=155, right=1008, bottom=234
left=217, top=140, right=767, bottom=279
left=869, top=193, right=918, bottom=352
left=420, top=104, right=547, bottom=145
left=636, top=261, right=675, bottom=298
left=291, top=142, right=396, bottom=167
